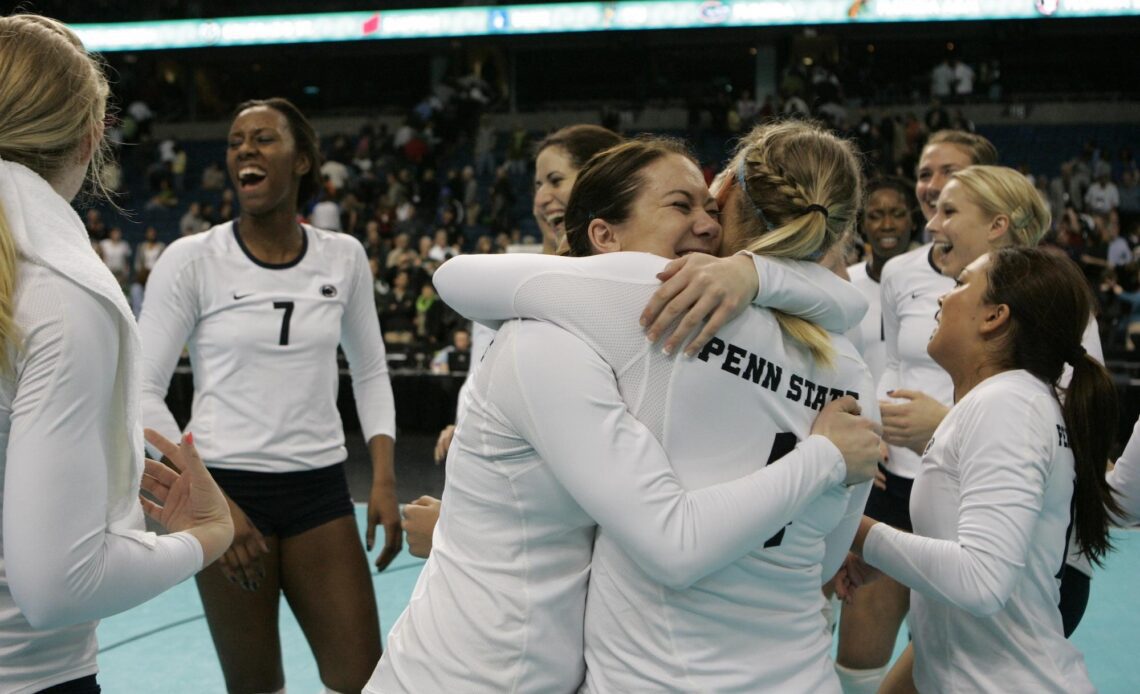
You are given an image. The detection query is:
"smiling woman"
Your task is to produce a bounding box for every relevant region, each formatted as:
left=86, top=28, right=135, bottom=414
left=532, top=124, right=623, bottom=252
left=139, top=97, right=401, bottom=694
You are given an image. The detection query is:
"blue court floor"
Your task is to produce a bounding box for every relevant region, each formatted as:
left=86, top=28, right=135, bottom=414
left=96, top=512, right=1140, bottom=693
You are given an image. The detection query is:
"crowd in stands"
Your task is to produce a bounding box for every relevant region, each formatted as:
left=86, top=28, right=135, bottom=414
left=83, top=63, right=1140, bottom=370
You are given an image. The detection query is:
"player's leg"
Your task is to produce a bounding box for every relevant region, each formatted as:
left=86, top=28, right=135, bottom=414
left=280, top=514, right=382, bottom=694
left=835, top=575, right=909, bottom=693
left=195, top=534, right=285, bottom=694
left=877, top=643, right=918, bottom=694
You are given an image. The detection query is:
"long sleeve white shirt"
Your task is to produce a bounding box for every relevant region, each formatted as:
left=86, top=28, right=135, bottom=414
left=138, top=223, right=395, bottom=471
left=864, top=370, right=1094, bottom=693
left=1109, top=415, right=1140, bottom=525
left=1, top=264, right=201, bottom=694
left=386, top=252, right=876, bottom=693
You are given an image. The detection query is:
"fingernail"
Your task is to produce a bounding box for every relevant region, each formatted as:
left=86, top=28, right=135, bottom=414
left=184, top=431, right=194, bottom=445
left=661, top=345, right=673, bottom=356
left=639, top=316, right=648, bottom=327
left=647, top=331, right=658, bottom=342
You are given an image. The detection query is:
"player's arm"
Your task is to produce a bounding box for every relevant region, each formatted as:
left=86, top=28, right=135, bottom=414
left=340, top=242, right=401, bottom=570
left=5, top=281, right=202, bottom=629
left=1109, top=415, right=1140, bottom=525
left=137, top=240, right=200, bottom=444
left=503, top=321, right=863, bottom=590
left=859, top=394, right=1052, bottom=617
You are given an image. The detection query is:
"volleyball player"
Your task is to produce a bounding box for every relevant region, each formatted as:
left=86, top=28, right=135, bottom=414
left=852, top=247, right=1119, bottom=693
left=834, top=131, right=998, bottom=693
left=0, top=14, right=233, bottom=693
left=139, top=98, right=399, bottom=694
left=847, top=177, right=919, bottom=386
left=405, top=124, right=881, bottom=692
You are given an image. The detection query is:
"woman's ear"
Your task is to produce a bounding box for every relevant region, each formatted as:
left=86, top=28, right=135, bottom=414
left=587, top=218, right=621, bottom=254
left=295, top=153, right=312, bottom=177
left=988, top=214, right=1011, bottom=243
left=979, top=302, right=1011, bottom=336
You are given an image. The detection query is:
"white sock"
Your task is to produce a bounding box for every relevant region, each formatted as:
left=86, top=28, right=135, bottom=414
left=835, top=662, right=889, bottom=694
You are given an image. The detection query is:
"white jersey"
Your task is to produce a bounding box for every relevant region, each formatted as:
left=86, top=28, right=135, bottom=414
left=139, top=222, right=396, bottom=472
left=878, top=243, right=955, bottom=479
left=864, top=370, right=1093, bottom=694
left=847, top=260, right=886, bottom=388
left=380, top=252, right=876, bottom=693
left=1, top=264, right=201, bottom=694
left=1109, top=415, right=1140, bottom=525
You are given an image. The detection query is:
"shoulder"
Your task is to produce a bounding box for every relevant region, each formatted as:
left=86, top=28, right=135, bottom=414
left=846, top=261, right=869, bottom=283
left=960, top=371, right=1059, bottom=431
left=15, top=264, right=117, bottom=363
left=880, top=244, right=932, bottom=283
left=158, top=223, right=233, bottom=267
left=305, top=226, right=367, bottom=262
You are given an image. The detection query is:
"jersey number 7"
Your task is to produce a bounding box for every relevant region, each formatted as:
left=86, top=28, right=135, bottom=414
left=273, top=301, right=295, bottom=345
left=763, top=432, right=799, bottom=549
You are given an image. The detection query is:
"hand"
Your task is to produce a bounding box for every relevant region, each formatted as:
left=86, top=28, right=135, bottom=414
left=435, top=424, right=456, bottom=465
left=220, top=500, right=269, bottom=591
left=810, top=396, right=882, bottom=486
left=141, top=430, right=234, bottom=569
left=880, top=389, right=949, bottom=455
left=402, top=496, right=442, bottom=558
left=640, top=253, right=759, bottom=357
left=367, top=480, right=403, bottom=571
left=833, top=552, right=881, bottom=603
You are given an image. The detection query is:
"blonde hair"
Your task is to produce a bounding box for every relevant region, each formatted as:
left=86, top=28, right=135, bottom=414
left=0, top=14, right=111, bottom=371
left=730, top=120, right=863, bottom=366
left=951, top=165, right=1052, bottom=249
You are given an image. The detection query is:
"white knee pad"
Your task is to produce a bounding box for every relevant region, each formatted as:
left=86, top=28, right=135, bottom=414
left=835, top=662, right=889, bottom=694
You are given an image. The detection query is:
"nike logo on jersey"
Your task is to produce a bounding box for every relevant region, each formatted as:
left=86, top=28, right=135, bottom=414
left=911, top=292, right=920, bottom=300
left=233, top=292, right=252, bottom=300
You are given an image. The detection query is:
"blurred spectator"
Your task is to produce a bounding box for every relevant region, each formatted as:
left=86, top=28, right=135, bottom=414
left=427, top=229, right=458, bottom=263
left=1085, top=169, right=1120, bottom=216
left=506, top=124, right=529, bottom=175
left=171, top=144, right=188, bottom=191
left=930, top=57, right=955, bottom=99
left=131, top=225, right=166, bottom=316
left=387, top=233, right=412, bottom=270
left=473, top=235, right=495, bottom=254
left=99, top=226, right=131, bottom=290
left=429, top=327, right=472, bottom=375
left=414, top=282, right=447, bottom=349
left=84, top=208, right=107, bottom=242
left=201, top=161, right=226, bottom=190
left=321, top=156, right=350, bottom=193
left=950, top=57, right=974, bottom=99
left=380, top=269, right=417, bottom=346
left=473, top=116, right=497, bottom=177
left=310, top=189, right=342, bottom=231
left=179, top=201, right=209, bottom=236
left=146, top=179, right=178, bottom=210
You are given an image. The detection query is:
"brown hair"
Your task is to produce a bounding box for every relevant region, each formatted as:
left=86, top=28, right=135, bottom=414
left=0, top=14, right=114, bottom=371
left=534, top=124, right=623, bottom=170
left=233, top=97, right=322, bottom=207
left=924, top=130, right=999, bottom=167
left=729, top=120, right=864, bottom=365
left=563, top=136, right=697, bottom=258
left=984, top=247, right=1121, bottom=565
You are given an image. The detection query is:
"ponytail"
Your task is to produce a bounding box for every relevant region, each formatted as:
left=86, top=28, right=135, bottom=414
left=732, top=121, right=863, bottom=367
left=1061, top=352, right=1122, bottom=566
left=985, top=247, right=1121, bottom=566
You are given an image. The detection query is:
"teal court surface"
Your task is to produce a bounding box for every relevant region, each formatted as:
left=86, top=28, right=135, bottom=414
left=97, top=509, right=1140, bottom=692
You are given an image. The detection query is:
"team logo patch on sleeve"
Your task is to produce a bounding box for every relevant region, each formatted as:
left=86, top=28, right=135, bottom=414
left=321, top=284, right=337, bottom=298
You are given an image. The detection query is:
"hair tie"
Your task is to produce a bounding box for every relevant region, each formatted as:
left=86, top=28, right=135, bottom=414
left=1068, top=345, right=1086, bottom=365
left=736, top=157, right=772, bottom=231
left=804, top=204, right=829, bottom=219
